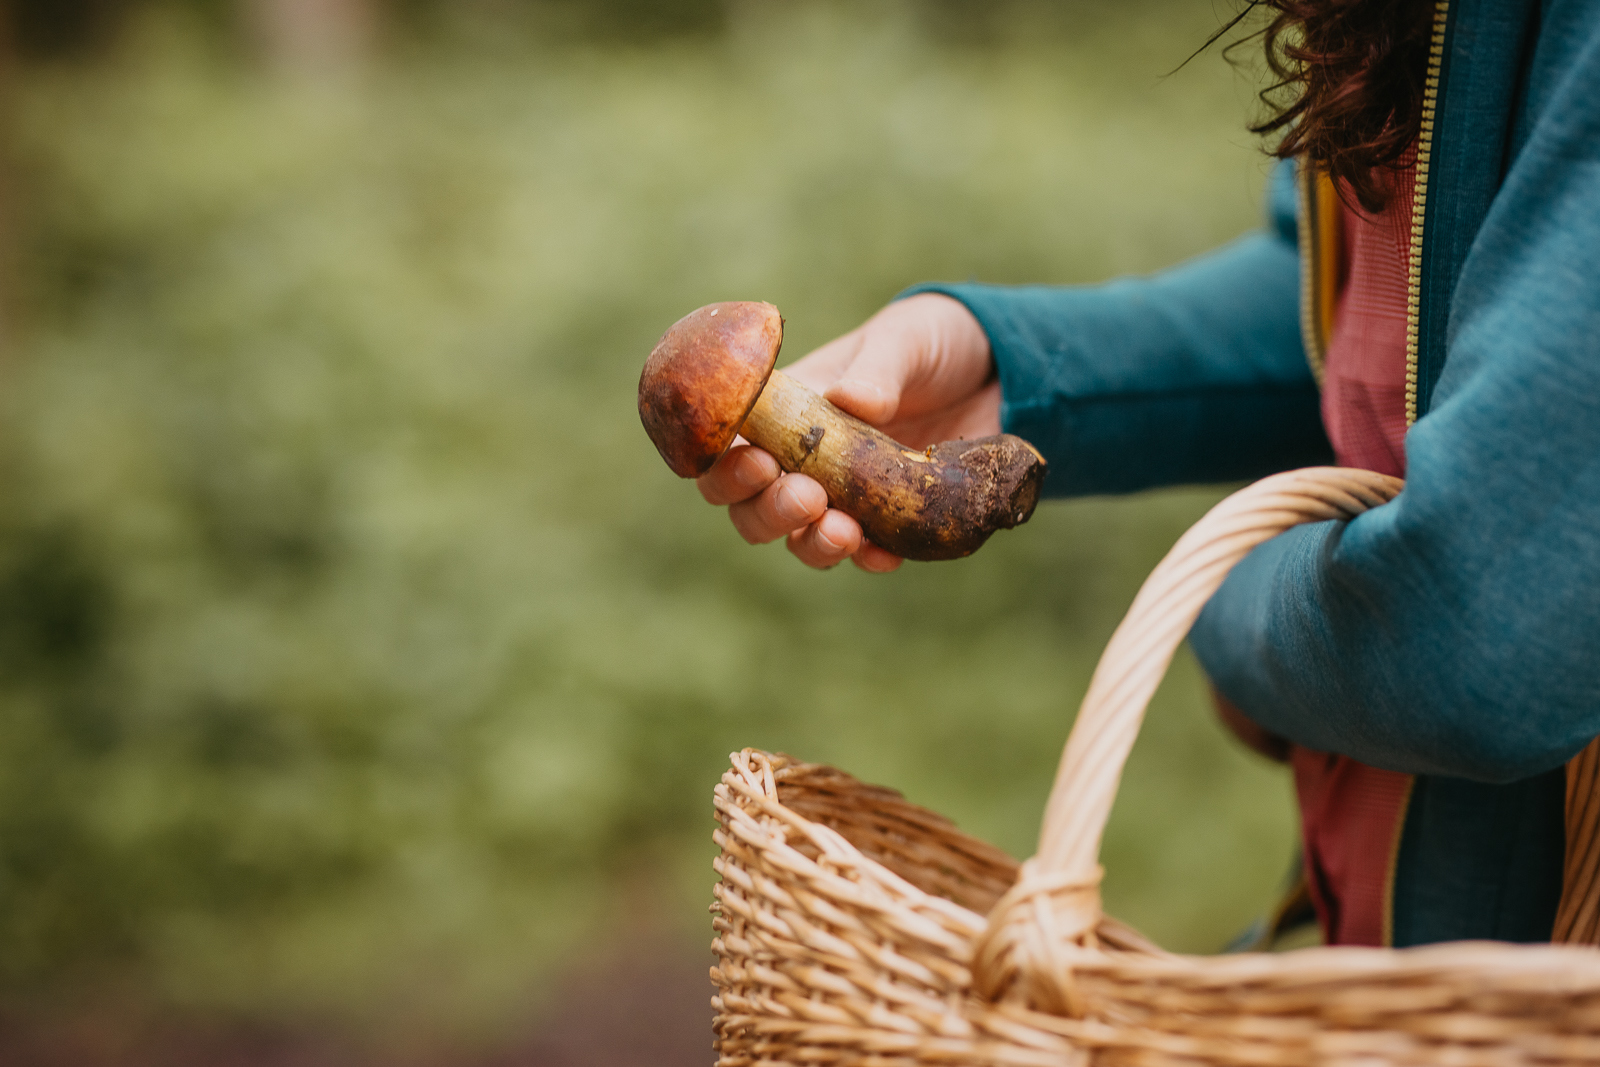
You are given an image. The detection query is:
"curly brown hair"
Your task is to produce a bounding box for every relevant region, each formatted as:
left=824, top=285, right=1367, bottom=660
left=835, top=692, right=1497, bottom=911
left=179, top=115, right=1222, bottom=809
left=1221, top=0, right=1439, bottom=212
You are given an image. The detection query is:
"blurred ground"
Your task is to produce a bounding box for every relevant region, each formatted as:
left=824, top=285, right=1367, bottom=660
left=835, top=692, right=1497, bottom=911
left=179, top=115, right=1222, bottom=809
left=0, top=1, right=1296, bottom=1062
left=0, top=936, right=716, bottom=1066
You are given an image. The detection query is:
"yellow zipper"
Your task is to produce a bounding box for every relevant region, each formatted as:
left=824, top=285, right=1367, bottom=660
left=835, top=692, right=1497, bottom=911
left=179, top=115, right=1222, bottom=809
left=1405, top=0, right=1451, bottom=427
left=1298, top=165, right=1342, bottom=387
left=1381, top=5, right=1448, bottom=944
left=1380, top=777, right=1416, bottom=947
left=1297, top=166, right=1326, bottom=386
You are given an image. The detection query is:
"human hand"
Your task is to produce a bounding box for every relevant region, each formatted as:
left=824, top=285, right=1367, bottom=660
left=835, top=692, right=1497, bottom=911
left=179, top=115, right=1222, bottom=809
left=695, top=292, right=1000, bottom=572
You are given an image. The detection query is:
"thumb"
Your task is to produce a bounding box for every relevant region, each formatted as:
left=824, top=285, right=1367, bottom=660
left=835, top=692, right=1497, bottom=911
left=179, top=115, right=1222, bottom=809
left=820, top=322, right=919, bottom=428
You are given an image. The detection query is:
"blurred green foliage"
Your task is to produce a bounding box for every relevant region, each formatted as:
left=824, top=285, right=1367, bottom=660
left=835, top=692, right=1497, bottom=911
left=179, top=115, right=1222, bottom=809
left=0, top=0, right=1293, bottom=1044
left=0, top=0, right=1229, bottom=58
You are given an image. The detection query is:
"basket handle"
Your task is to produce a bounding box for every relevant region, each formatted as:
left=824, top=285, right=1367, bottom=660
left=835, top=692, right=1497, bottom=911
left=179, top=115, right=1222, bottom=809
left=972, top=466, right=1402, bottom=1010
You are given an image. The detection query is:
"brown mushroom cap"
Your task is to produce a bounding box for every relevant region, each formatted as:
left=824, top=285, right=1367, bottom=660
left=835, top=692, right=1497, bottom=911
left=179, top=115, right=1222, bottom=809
left=638, top=301, right=784, bottom=478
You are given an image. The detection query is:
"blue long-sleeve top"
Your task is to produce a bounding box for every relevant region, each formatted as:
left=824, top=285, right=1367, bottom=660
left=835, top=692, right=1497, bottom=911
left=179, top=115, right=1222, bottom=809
left=904, top=0, right=1600, bottom=944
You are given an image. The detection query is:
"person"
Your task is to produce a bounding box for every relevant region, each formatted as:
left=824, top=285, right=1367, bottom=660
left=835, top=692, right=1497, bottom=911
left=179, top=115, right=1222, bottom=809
left=693, top=0, right=1600, bottom=948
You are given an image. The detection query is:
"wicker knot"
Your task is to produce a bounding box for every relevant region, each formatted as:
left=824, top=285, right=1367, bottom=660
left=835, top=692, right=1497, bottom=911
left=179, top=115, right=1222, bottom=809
left=971, top=858, right=1104, bottom=1016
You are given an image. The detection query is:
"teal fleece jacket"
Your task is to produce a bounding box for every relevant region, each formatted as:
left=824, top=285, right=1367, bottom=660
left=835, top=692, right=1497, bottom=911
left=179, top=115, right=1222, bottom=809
left=904, top=0, right=1600, bottom=945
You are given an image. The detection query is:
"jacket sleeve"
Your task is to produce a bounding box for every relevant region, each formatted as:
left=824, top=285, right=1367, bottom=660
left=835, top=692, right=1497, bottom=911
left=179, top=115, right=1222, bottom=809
left=1190, top=24, right=1600, bottom=784
left=900, top=161, right=1332, bottom=497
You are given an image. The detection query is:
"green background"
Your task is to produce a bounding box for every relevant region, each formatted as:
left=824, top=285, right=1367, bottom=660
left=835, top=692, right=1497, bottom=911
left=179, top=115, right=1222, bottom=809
left=0, top=0, right=1297, bottom=1053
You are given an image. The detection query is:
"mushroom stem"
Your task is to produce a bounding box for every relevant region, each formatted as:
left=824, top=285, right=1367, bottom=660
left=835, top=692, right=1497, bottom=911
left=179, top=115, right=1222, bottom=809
left=742, top=371, right=1046, bottom=561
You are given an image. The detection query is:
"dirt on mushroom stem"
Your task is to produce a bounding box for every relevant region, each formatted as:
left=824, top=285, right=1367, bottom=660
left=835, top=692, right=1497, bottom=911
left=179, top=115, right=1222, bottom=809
left=741, top=370, right=1045, bottom=560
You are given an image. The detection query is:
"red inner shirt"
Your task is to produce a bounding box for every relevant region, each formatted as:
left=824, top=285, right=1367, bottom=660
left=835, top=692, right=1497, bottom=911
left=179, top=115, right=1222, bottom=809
left=1321, top=157, right=1416, bottom=479
left=1291, top=156, right=1417, bottom=947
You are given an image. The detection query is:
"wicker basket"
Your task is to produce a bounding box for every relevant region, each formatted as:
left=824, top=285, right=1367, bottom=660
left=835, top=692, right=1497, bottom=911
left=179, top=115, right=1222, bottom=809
left=709, top=467, right=1600, bottom=1066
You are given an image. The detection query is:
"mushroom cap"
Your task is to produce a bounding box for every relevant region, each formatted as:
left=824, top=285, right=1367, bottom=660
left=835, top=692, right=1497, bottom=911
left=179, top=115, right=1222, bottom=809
left=638, top=301, right=784, bottom=478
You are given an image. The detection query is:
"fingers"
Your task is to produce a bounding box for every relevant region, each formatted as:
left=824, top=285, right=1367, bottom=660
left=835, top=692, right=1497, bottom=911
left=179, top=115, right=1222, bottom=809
left=781, top=309, right=917, bottom=426
left=727, top=472, right=828, bottom=545
left=819, top=328, right=913, bottom=426
left=700, top=447, right=902, bottom=572
left=785, top=509, right=862, bottom=568
left=849, top=293, right=992, bottom=426
left=784, top=293, right=994, bottom=437
left=825, top=374, right=900, bottom=428
left=699, top=295, right=991, bottom=575
left=783, top=510, right=905, bottom=573
left=851, top=541, right=903, bottom=573
left=781, top=328, right=866, bottom=395
left=697, top=443, right=780, bottom=506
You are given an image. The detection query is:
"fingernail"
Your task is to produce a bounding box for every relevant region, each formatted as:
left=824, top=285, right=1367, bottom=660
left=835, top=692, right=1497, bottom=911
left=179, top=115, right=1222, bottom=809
left=815, top=524, right=842, bottom=552
left=774, top=480, right=812, bottom=523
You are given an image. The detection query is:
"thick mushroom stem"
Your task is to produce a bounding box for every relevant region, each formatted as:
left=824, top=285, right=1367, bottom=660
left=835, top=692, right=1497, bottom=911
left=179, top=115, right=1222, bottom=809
left=742, top=371, right=1046, bottom=561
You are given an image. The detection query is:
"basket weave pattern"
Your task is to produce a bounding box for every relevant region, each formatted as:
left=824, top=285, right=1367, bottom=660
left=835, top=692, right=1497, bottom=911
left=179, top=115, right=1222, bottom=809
left=709, top=468, right=1600, bottom=1066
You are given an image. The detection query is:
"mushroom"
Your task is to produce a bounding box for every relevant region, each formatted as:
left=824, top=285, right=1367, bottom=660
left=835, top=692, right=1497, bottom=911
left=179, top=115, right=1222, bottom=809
left=638, top=301, right=1047, bottom=561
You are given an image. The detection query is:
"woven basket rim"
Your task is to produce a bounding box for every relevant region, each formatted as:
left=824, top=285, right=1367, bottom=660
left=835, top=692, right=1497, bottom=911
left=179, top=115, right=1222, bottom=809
left=710, top=468, right=1600, bottom=1066
left=722, top=747, right=1600, bottom=988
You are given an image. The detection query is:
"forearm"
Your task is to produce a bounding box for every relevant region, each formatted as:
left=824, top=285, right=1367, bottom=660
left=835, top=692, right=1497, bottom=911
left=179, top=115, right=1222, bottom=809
left=1190, top=43, right=1600, bottom=782
left=900, top=167, right=1331, bottom=497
